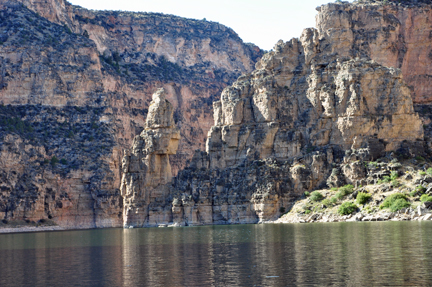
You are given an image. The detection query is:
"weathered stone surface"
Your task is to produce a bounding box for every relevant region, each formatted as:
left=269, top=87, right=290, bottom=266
left=1, top=0, right=431, bottom=230
left=316, top=1, right=432, bottom=104
left=121, top=89, right=180, bottom=227
left=121, top=11, right=425, bottom=227
left=0, top=0, right=261, bottom=228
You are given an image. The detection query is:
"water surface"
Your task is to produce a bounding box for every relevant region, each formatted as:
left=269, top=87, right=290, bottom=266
left=0, top=222, right=431, bottom=286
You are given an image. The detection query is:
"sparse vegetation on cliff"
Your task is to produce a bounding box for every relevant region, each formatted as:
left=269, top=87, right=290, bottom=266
left=278, top=153, right=432, bottom=224
left=338, top=202, right=358, bottom=215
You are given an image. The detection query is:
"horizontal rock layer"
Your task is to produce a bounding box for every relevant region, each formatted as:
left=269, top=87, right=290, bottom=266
left=0, top=0, right=262, bottom=227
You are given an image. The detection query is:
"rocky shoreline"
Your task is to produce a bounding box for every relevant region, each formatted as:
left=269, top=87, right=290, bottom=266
left=2, top=207, right=432, bottom=235
left=0, top=226, right=68, bottom=234
left=276, top=207, right=432, bottom=224
left=275, top=154, right=432, bottom=225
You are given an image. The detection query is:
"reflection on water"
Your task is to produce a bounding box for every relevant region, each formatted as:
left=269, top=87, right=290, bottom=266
left=0, top=222, right=432, bottom=286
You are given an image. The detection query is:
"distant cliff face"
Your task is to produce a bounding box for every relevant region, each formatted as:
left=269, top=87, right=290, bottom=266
left=316, top=1, right=432, bottom=104
left=1, top=0, right=263, bottom=173
left=0, top=0, right=262, bottom=228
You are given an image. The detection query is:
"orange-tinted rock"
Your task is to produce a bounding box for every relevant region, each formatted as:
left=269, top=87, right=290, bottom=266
left=316, top=1, right=432, bottom=104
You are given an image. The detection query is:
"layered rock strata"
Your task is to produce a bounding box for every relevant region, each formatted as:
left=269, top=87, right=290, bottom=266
left=0, top=0, right=261, bottom=227
left=122, top=32, right=425, bottom=227
left=1, top=0, right=432, bottom=229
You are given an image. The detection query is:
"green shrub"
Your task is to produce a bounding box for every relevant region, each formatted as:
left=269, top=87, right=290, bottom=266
left=338, top=202, right=358, bottom=215
left=419, top=171, right=427, bottom=176
left=391, top=179, right=399, bottom=187
left=390, top=171, right=399, bottom=180
left=50, top=156, right=59, bottom=166
left=304, top=191, right=310, bottom=197
left=356, top=192, right=371, bottom=205
left=335, top=191, right=344, bottom=200
left=416, top=156, right=425, bottom=162
left=60, top=158, right=67, bottom=165
left=427, top=168, right=432, bottom=176
left=310, top=191, right=324, bottom=202
left=331, top=187, right=338, bottom=191
left=410, top=185, right=426, bottom=197
left=304, top=210, right=311, bottom=215
left=420, top=194, right=432, bottom=203
left=389, top=199, right=411, bottom=212
left=322, top=198, right=332, bottom=207
left=335, top=184, right=354, bottom=199
left=368, top=161, right=378, bottom=168
left=339, top=184, right=354, bottom=194
left=380, top=193, right=410, bottom=212
left=330, top=197, right=338, bottom=204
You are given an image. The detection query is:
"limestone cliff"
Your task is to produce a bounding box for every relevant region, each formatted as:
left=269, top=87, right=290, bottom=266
left=316, top=0, right=432, bottom=104
left=1, top=0, right=432, bottom=230
left=121, top=26, right=425, bottom=227
left=121, top=89, right=180, bottom=227
left=0, top=0, right=262, bottom=228
left=1, top=0, right=263, bottom=174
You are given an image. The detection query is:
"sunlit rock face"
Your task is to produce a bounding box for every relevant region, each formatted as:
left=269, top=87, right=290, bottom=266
left=316, top=1, right=432, bottom=104
left=120, top=22, right=425, bottom=227
left=121, top=89, right=180, bottom=227
left=1, top=0, right=431, bottom=229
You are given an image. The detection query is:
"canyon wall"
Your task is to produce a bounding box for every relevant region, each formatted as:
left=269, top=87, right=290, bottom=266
left=316, top=0, right=432, bottom=104
left=0, top=0, right=262, bottom=228
left=121, top=25, right=425, bottom=227
left=1, top=0, right=432, bottom=229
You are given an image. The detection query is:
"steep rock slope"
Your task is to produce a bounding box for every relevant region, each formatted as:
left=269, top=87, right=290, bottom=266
left=0, top=0, right=262, bottom=228
left=121, top=88, right=180, bottom=227
left=121, top=28, right=425, bottom=227
left=316, top=0, right=432, bottom=104
left=3, top=0, right=263, bottom=173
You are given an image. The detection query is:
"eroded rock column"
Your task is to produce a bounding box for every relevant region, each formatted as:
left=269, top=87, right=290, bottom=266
left=121, top=88, right=180, bottom=227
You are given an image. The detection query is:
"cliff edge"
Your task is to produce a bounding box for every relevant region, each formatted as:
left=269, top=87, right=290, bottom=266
left=121, top=13, right=426, bottom=227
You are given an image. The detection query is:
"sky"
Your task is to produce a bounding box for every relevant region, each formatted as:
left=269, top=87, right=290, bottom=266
left=68, top=0, right=353, bottom=51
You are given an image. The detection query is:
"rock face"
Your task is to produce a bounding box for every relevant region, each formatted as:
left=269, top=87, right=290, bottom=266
left=316, top=0, right=432, bottom=104
left=0, top=0, right=262, bottom=228
left=121, top=89, right=180, bottom=227
left=1, top=0, right=431, bottom=229
left=121, top=25, right=425, bottom=227
left=1, top=0, right=263, bottom=174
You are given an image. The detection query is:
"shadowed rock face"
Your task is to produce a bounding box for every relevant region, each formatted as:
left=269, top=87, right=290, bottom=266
left=0, top=0, right=262, bottom=227
left=121, top=28, right=425, bottom=227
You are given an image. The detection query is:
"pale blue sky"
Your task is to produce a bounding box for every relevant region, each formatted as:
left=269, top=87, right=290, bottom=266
left=69, top=0, right=353, bottom=50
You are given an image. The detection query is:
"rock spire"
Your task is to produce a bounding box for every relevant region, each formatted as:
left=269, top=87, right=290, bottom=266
left=121, top=88, right=180, bottom=227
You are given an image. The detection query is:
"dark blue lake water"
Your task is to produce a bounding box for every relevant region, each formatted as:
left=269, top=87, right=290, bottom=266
left=0, top=221, right=431, bottom=286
